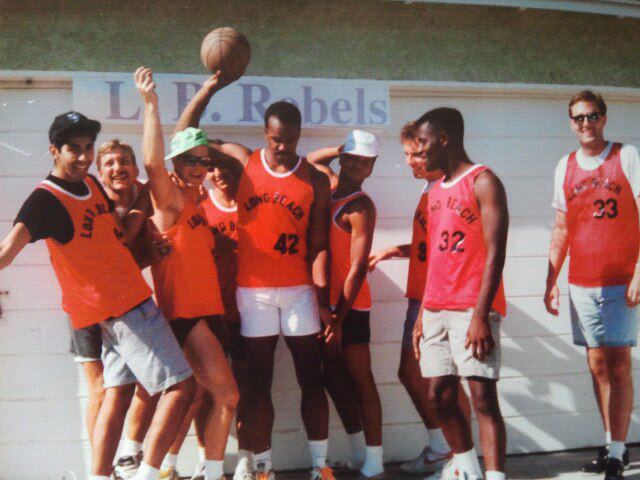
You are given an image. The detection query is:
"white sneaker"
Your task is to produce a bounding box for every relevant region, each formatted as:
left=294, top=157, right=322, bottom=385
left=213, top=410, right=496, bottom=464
left=254, top=462, right=276, bottom=480
left=113, top=451, right=143, bottom=480
left=234, top=466, right=255, bottom=480
left=159, top=466, right=181, bottom=480
left=423, top=458, right=458, bottom=480
left=401, top=446, right=453, bottom=474
left=190, top=460, right=205, bottom=480
left=458, top=473, right=482, bottom=480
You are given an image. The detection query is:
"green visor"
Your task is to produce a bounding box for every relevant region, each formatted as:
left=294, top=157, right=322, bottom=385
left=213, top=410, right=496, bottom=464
left=165, top=127, right=210, bottom=160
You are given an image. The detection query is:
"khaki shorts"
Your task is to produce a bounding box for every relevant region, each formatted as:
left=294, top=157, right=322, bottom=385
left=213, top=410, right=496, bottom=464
left=419, top=309, right=502, bottom=380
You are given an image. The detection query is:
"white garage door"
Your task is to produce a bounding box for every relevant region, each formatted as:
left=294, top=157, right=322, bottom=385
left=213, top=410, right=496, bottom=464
left=1, top=73, right=639, bottom=479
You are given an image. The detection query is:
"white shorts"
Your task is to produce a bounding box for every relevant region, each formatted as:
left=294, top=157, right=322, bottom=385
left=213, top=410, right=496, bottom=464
left=419, top=308, right=502, bottom=380
left=237, top=285, right=321, bottom=338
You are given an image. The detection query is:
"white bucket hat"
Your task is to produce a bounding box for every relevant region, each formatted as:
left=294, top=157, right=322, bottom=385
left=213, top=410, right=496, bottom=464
left=343, top=130, right=379, bottom=158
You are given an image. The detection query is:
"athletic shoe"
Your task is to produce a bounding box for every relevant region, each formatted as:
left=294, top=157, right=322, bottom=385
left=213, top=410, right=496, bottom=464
left=401, top=447, right=453, bottom=474
left=604, top=458, right=624, bottom=480
left=189, top=459, right=205, bottom=480
left=581, top=446, right=630, bottom=473
left=422, top=458, right=458, bottom=480
left=310, top=466, right=337, bottom=480
left=113, top=451, right=143, bottom=480
left=254, top=462, right=275, bottom=480
left=159, top=466, right=181, bottom=480
left=234, top=470, right=255, bottom=480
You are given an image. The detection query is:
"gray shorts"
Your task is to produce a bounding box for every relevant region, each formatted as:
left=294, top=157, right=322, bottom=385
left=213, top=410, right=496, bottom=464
left=69, top=321, right=102, bottom=362
left=101, top=298, right=193, bottom=395
left=419, top=308, right=502, bottom=380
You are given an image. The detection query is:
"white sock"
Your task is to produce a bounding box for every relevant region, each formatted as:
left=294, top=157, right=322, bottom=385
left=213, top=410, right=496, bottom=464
left=161, top=453, right=178, bottom=470
left=204, top=460, right=224, bottom=480
left=453, top=448, right=482, bottom=477
left=309, top=439, right=328, bottom=468
left=236, top=454, right=251, bottom=474
left=133, top=463, right=160, bottom=480
left=609, top=441, right=626, bottom=461
left=121, top=438, right=143, bottom=457
left=198, top=446, right=206, bottom=463
left=486, top=471, right=506, bottom=480
left=253, top=449, right=272, bottom=472
left=349, top=431, right=366, bottom=466
left=427, top=428, right=451, bottom=454
left=90, top=476, right=110, bottom=480
left=360, top=446, right=384, bottom=477
left=606, top=431, right=612, bottom=446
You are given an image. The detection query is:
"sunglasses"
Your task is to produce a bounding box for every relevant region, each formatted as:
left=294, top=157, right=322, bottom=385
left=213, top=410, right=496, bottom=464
left=180, top=155, right=214, bottom=167
left=571, top=112, right=602, bottom=124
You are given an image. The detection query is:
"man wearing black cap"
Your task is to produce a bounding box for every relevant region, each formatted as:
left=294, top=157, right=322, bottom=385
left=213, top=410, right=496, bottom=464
left=0, top=112, right=196, bottom=480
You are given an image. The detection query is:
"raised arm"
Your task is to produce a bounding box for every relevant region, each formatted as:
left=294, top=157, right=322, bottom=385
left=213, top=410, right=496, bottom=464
left=307, top=145, right=342, bottom=189
left=333, top=196, right=377, bottom=324
left=173, top=70, right=252, bottom=167
left=466, top=170, right=509, bottom=359
left=134, top=67, right=182, bottom=219
left=0, top=223, right=32, bottom=270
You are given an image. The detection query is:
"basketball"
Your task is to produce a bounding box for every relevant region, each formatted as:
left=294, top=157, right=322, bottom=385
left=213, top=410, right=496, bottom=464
left=200, top=27, right=251, bottom=82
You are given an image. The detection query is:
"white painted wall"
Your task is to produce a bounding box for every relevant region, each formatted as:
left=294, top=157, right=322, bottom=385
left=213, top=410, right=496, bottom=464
left=1, top=74, right=640, bottom=479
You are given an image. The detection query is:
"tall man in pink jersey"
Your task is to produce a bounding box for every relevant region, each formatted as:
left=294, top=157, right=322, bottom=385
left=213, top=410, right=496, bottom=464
left=545, top=90, right=640, bottom=480
left=412, top=107, right=509, bottom=480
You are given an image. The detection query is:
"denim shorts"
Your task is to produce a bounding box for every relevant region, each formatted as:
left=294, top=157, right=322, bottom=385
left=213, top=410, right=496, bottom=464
left=402, top=299, right=421, bottom=349
left=101, top=298, right=193, bottom=395
left=569, top=284, right=639, bottom=348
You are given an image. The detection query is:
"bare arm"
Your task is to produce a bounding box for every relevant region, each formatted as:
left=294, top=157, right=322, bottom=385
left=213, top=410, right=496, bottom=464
left=0, top=223, right=32, bottom=270
left=173, top=70, right=252, bottom=167
left=333, top=196, right=377, bottom=323
left=308, top=169, right=332, bottom=318
left=544, top=210, right=569, bottom=315
left=369, top=243, right=411, bottom=271
left=134, top=67, right=183, bottom=229
left=626, top=195, right=640, bottom=306
left=466, top=170, right=509, bottom=359
left=307, top=145, right=342, bottom=189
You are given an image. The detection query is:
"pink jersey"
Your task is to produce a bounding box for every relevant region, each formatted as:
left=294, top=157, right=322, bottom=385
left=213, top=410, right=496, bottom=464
left=563, top=143, right=639, bottom=286
left=406, top=185, right=429, bottom=300
left=423, top=165, right=507, bottom=316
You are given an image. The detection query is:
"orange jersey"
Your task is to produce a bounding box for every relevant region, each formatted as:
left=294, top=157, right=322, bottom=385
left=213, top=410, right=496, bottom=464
left=151, top=201, right=224, bottom=320
left=236, top=149, right=314, bottom=287
left=201, top=189, right=239, bottom=321
left=563, top=143, right=639, bottom=286
left=405, top=183, right=430, bottom=300
left=40, top=177, right=152, bottom=329
left=330, top=191, right=372, bottom=311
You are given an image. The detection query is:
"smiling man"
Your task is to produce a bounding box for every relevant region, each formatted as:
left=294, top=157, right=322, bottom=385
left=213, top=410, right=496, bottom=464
left=545, top=91, right=640, bottom=480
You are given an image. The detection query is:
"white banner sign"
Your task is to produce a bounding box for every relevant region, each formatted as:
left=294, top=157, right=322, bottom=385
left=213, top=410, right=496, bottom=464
left=73, top=72, right=389, bottom=127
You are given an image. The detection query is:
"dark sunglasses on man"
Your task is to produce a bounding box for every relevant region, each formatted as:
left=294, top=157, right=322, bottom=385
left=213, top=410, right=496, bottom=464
left=181, top=154, right=214, bottom=168
left=571, top=112, right=602, bottom=124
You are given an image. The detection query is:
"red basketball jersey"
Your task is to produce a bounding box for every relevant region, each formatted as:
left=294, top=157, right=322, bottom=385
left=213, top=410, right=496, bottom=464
left=40, top=177, right=152, bottom=328
left=563, top=143, right=639, bottom=286
left=423, top=165, right=507, bottom=316
left=200, top=188, right=239, bottom=321
left=236, top=149, right=314, bottom=287
left=406, top=184, right=430, bottom=301
left=330, top=191, right=372, bottom=311
left=151, top=201, right=224, bottom=320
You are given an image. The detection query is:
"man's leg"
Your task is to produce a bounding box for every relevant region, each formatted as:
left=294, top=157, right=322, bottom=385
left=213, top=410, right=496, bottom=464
left=467, top=378, right=506, bottom=473
left=81, top=360, right=106, bottom=446
left=342, top=343, right=384, bottom=478
left=322, top=352, right=363, bottom=434
left=91, top=383, right=136, bottom=476
left=588, top=347, right=611, bottom=434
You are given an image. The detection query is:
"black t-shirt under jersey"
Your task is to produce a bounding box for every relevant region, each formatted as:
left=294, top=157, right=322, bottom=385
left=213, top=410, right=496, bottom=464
left=14, top=173, right=115, bottom=244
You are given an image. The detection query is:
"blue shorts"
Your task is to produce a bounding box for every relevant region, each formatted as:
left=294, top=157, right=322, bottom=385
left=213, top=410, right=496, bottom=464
left=569, top=284, right=639, bottom=348
left=402, top=299, right=421, bottom=349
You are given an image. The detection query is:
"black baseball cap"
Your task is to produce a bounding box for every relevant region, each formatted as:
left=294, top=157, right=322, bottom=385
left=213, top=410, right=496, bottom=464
left=49, top=111, right=101, bottom=145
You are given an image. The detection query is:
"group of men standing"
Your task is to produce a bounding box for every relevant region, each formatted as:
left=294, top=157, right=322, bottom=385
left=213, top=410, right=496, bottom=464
left=0, top=65, right=638, bottom=480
